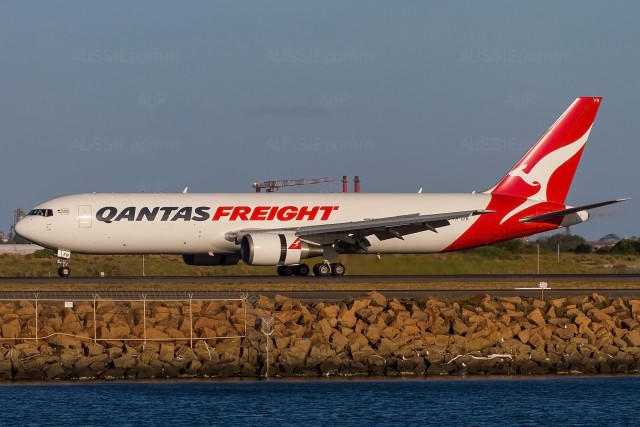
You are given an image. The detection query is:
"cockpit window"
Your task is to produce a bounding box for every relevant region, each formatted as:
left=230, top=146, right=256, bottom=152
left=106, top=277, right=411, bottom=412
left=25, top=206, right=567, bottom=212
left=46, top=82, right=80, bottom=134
left=27, top=209, right=53, bottom=217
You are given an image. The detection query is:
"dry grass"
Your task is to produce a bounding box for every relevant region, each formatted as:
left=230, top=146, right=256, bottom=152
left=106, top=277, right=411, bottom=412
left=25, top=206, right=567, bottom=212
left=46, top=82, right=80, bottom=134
left=0, top=278, right=639, bottom=294
left=1, top=250, right=639, bottom=292
left=2, top=251, right=639, bottom=277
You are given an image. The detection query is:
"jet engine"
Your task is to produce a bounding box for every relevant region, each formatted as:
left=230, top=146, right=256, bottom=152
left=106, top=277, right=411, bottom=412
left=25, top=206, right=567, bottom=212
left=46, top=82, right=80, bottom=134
left=182, top=253, right=241, bottom=266
left=240, top=233, right=323, bottom=265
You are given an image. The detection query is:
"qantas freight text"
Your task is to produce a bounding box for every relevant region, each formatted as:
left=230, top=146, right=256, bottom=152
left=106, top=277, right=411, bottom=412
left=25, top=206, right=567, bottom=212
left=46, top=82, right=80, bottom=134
left=95, top=205, right=340, bottom=223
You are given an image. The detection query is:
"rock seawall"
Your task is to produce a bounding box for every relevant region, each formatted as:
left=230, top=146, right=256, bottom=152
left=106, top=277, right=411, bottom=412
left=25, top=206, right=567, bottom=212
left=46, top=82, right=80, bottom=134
left=2, top=292, right=640, bottom=380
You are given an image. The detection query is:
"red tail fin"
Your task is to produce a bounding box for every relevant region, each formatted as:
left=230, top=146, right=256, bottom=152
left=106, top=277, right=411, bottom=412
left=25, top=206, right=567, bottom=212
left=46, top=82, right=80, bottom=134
left=487, top=97, right=602, bottom=204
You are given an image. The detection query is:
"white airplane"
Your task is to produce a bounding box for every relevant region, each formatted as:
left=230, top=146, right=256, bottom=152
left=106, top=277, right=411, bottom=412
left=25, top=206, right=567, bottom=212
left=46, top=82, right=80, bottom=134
left=15, top=97, right=627, bottom=277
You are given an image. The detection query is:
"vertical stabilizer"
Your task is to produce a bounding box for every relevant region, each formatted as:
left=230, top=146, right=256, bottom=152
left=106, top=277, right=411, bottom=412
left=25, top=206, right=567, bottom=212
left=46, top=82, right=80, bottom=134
left=487, top=97, right=602, bottom=204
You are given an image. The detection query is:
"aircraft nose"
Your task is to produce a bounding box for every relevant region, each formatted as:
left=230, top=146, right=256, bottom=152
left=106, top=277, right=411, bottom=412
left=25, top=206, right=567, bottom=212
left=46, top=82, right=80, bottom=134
left=14, top=218, right=29, bottom=239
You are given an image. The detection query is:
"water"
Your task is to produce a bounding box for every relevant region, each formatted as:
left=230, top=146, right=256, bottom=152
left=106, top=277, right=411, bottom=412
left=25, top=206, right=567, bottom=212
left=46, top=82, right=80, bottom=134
left=1, top=376, right=639, bottom=426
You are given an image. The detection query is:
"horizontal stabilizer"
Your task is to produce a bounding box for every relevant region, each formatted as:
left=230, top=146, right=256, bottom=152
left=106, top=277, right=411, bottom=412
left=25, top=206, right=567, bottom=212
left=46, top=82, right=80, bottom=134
left=519, top=198, right=629, bottom=223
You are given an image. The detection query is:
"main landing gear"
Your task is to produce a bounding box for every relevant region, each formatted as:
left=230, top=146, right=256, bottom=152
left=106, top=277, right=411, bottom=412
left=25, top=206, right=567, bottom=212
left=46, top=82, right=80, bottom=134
left=276, top=264, right=310, bottom=276
left=276, top=262, right=346, bottom=276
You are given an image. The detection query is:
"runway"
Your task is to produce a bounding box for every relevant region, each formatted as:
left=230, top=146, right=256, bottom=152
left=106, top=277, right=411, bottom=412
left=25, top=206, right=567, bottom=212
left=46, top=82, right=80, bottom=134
left=2, top=273, right=640, bottom=284
left=1, top=274, right=640, bottom=300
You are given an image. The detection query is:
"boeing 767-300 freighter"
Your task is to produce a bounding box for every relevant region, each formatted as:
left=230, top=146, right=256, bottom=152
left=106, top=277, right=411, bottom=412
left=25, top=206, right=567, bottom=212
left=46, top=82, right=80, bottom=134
left=15, top=97, right=627, bottom=277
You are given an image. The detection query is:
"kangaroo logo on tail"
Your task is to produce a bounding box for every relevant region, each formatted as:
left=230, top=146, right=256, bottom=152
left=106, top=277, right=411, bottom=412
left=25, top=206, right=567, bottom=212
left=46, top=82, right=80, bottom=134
left=487, top=97, right=602, bottom=224
left=500, top=128, right=592, bottom=223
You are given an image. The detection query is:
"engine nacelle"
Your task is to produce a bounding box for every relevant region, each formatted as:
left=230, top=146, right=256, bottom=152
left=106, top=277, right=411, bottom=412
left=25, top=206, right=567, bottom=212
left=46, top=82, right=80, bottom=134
left=240, top=233, right=323, bottom=266
left=182, top=253, right=241, bottom=266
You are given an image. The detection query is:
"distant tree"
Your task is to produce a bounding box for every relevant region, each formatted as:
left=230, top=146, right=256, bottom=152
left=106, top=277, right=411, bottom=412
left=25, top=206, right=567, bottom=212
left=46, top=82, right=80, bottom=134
left=536, top=233, right=587, bottom=252
left=611, top=239, right=640, bottom=255
left=598, top=233, right=621, bottom=242
left=574, top=243, right=593, bottom=254
left=492, top=238, right=526, bottom=254
left=11, top=235, right=30, bottom=244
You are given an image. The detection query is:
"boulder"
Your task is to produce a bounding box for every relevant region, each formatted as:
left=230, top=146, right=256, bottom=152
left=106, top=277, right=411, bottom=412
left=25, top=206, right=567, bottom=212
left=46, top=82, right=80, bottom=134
left=554, top=324, right=578, bottom=340
left=159, top=343, right=175, bottom=363
left=517, top=328, right=531, bottom=344
left=527, top=308, right=546, bottom=327
left=622, top=318, right=639, bottom=330
left=255, top=295, right=275, bottom=311
left=625, top=330, right=640, bottom=347
left=1, top=323, right=20, bottom=339
left=319, top=356, right=344, bottom=375
left=351, top=297, right=371, bottom=313
left=397, top=356, right=426, bottom=375
left=84, top=342, right=105, bottom=357
left=500, top=296, right=522, bottom=306
left=337, top=309, right=357, bottom=329
left=0, top=360, right=13, bottom=380
left=307, top=344, right=336, bottom=366
left=429, top=316, right=450, bottom=335
left=364, top=324, right=381, bottom=345
left=112, top=355, right=137, bottom=369
left=466, top=337, right=494, bottom=352
left=377, top=337, right=399, bottom=356
left=319, top=305, right=340, bottom=319
left=451, top=318, right=468, bottom=335
left=16, top=300, right=36, bottom=316
left=330, top=332, right=350, bottom=354
left=369, top=291, right=388, bottom=308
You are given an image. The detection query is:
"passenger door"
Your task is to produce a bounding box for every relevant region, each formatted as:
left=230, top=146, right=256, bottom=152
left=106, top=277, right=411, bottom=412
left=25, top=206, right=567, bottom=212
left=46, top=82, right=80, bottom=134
left=78, top=205, right=92, bottom=228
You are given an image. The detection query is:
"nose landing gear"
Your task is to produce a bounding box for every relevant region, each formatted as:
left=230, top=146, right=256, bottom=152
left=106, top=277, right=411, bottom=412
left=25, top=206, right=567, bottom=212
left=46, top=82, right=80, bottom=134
left=56, top=250, right=72, bottom=277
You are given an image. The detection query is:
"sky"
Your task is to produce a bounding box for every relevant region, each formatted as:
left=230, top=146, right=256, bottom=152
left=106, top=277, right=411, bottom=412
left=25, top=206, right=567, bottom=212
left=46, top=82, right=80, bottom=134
left=1, top=1, right=638, bottom=241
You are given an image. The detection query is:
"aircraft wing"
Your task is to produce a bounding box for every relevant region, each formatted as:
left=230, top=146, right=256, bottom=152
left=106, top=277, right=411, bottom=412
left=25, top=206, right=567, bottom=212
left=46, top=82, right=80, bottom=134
left=232, top=209, right=494, bottom=248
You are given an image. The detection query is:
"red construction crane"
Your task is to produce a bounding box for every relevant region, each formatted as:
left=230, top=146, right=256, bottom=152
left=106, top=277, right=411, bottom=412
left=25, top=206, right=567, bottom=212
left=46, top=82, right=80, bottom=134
left=252, top=176, right=335, bottom=192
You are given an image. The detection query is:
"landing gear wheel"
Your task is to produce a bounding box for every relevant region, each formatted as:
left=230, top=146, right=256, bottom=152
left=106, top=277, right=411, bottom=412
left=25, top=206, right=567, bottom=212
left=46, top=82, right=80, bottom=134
left=313, top=263, right=322, bottom=276
left=293, top=263, right=310, bottom=276
left=330, top=263, right=346, bottom=276
left=277, top=265, right=294, bottom=276
left=316, top=263, right=331, bottom=276
left=58, top=266, right=71, bottom=277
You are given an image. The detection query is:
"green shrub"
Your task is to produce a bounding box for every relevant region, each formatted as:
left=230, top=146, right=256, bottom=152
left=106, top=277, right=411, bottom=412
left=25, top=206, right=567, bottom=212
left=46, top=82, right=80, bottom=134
left=33, top=249, right=55, bottom=258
